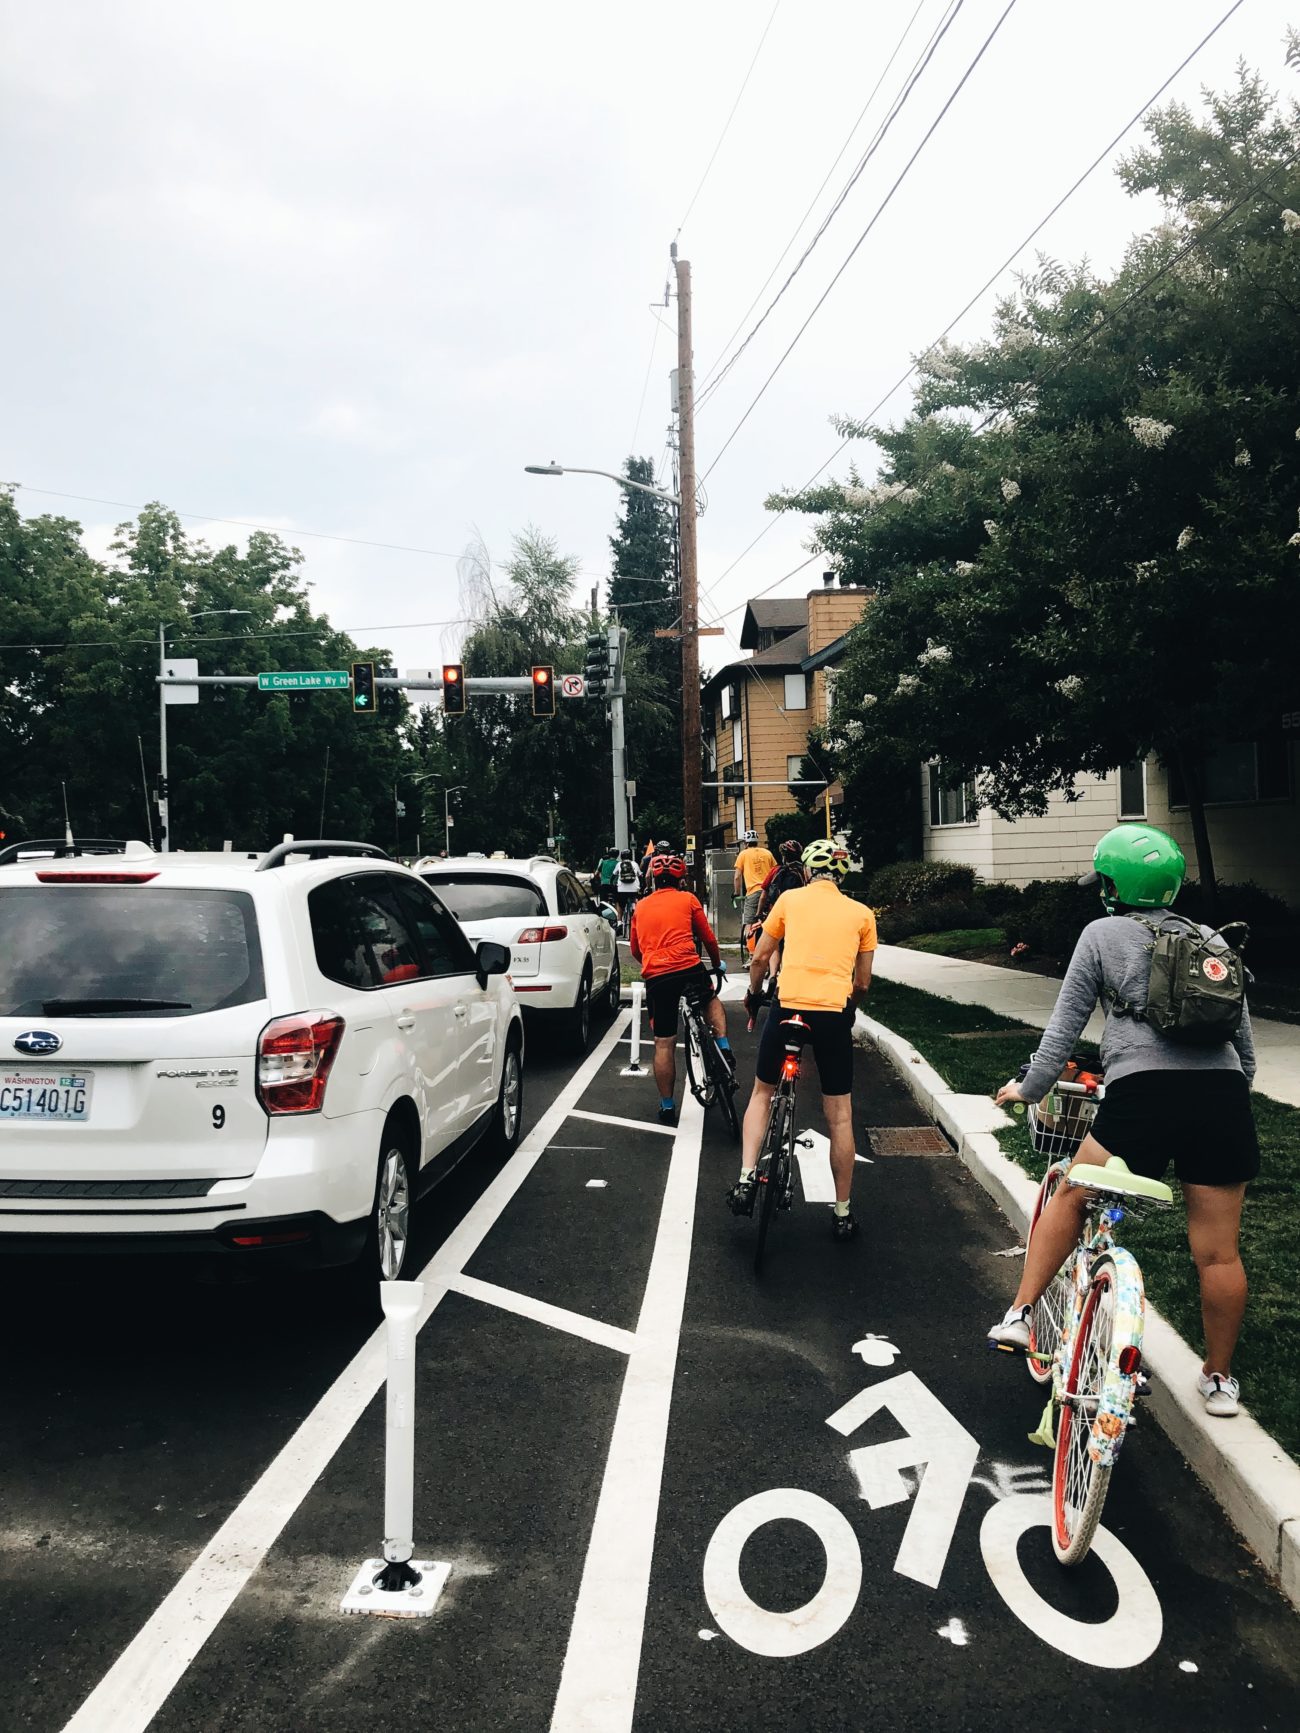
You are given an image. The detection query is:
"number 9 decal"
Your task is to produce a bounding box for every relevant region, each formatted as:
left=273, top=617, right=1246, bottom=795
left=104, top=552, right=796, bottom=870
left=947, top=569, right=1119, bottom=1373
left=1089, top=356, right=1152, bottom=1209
left=212, top=1104, right=226, bottom=1130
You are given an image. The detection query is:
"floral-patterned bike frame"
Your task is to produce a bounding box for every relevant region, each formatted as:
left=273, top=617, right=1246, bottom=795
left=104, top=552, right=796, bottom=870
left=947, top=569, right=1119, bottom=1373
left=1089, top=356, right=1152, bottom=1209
left=1005, top=1079, right=1174, bottom=1566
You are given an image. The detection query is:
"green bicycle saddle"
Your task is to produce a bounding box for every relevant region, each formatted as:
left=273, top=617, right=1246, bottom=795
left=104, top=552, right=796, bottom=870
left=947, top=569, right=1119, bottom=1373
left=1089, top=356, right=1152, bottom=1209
left=1067, top=1155, right=1174, bottom=1205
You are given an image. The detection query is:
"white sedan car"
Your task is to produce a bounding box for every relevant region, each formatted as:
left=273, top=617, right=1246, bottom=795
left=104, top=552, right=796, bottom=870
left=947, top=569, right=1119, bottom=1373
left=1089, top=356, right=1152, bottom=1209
left=418, top=856, right=619, bottom=1051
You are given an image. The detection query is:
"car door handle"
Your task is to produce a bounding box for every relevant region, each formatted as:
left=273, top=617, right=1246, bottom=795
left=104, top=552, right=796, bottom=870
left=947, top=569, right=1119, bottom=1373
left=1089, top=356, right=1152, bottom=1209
left=396, top=1014, right=417, bottom=1031
left=453, top=1005, right=468, bottom=1020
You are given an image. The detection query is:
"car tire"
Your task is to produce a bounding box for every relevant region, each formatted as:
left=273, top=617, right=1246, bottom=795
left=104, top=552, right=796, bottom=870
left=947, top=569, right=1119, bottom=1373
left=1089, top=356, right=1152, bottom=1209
left=567, top=969, right=592, bottom=1053
left=486, top=1033, right=524, bottom=1156
left=603, top=953, right=622, bottom=1017
left=365, top=1127, right=416, bottom=1282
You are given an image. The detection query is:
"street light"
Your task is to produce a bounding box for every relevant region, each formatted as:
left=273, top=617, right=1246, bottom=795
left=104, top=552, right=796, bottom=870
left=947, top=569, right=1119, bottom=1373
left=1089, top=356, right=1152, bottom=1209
left=524, top=462, right=680, bottom=507
left=158, top=609, right=251, bottom=853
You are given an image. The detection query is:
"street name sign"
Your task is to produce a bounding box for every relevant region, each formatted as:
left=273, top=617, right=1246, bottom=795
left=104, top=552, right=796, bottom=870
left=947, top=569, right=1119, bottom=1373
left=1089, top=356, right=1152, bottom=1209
left=257, top=670, right=350, bottom=692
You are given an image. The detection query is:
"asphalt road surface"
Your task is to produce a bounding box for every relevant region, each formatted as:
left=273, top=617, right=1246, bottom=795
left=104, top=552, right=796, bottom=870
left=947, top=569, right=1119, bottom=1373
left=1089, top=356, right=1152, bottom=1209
left=2, top=983, right=1297, bottom=1733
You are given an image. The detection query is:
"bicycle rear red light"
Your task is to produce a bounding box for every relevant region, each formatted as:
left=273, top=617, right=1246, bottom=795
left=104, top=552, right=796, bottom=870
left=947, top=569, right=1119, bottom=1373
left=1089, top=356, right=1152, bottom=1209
left=781, top=1055, right=799, bottom=1080
left=1118, top=1345, right=1142, bottom=1376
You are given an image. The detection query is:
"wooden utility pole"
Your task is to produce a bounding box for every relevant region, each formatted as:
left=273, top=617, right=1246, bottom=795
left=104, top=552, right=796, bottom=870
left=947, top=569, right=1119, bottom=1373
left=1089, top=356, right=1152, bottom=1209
left=674, top=247, right=703, bottom=893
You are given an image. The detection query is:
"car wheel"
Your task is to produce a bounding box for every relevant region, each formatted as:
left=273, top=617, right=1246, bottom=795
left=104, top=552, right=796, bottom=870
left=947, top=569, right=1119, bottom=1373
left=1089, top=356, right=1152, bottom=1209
left=567, top=970, right=592, bottom=1053
left=368, top=1134, right=415, bottom=1281
left=603, top=953, right=622, bottom=1017
left=486, top=1035, right=524, bottom=1156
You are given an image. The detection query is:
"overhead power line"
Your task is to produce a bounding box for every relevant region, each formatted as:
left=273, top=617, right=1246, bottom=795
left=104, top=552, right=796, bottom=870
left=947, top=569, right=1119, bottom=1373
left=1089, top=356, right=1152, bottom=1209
left=697, top=0, right=959, bottom=409
left=675, top=0, right=783, bottom=239
left=695, top=0, right=1244, bottom=615
left=700, top=0, right=1018, bottom=485
left=695, top=0, right=932, bottom=399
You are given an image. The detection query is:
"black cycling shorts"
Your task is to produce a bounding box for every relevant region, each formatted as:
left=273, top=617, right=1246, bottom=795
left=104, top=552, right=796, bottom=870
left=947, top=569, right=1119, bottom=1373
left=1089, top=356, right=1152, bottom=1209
left=644, top=964, right=715, bottom=1040
left=1087, top=1070, right=1259, bottom=1187
left=756, top=1001, right=855, bottom=1097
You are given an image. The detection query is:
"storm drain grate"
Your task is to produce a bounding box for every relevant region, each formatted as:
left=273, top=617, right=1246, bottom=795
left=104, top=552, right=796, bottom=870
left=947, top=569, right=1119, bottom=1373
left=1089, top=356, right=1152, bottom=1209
left=864, top=1126, right=952, bottom=1156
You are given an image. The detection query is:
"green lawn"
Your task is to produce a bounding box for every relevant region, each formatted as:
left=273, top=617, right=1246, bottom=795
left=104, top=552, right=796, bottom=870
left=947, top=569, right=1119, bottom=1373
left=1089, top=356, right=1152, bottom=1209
left=864, top=976, right=1300, bottom=1462
left=898, top=926, right=1006, bottom=958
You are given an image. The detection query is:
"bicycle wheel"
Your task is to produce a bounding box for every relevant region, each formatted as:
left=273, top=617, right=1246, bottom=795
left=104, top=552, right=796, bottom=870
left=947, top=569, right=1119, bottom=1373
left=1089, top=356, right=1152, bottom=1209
left=1026, top=1163, right=1074, bottom=1387
left=684, top=1005, right=716, bottom=1108
left=709, top=1039, right=740, bottom=1140
left=754, top=1090, right=791, bottom=1276
left=1052, top=1254, right=1120, bottom=1565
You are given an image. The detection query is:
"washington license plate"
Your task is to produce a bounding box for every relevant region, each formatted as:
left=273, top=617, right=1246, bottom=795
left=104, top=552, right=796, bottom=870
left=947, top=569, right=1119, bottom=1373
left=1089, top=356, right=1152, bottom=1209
left=0, top=1070, right=94, bottom=1122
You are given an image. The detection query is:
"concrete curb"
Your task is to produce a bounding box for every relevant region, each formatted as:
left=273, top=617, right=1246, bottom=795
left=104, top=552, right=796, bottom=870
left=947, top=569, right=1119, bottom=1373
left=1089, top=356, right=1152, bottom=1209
left=854, top=1009, right=1300, bottom=1613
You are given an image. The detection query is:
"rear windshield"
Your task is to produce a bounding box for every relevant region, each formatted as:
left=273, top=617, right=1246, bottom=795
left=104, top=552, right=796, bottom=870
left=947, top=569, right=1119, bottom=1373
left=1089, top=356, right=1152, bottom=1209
left=421, top=872, right=546, bottom=922
left=0, top=887, right=265, bottom=1017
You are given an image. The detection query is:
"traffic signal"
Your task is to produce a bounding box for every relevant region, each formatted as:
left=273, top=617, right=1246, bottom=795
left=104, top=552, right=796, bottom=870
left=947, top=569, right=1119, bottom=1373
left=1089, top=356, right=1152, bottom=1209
left=531, top=665, right=555, bottom=717
left=442, top=663, right=465, bottom=716
left=584, top=631, right=610, bottom=698
left=351, top=661, right=376, bottom=718
left=378, top=664, right=400, bottom=721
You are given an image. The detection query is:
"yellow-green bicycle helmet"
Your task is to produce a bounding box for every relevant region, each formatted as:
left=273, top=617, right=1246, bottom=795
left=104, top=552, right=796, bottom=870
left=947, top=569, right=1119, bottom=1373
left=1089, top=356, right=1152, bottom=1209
left=802, top=839, right=851, bottom=878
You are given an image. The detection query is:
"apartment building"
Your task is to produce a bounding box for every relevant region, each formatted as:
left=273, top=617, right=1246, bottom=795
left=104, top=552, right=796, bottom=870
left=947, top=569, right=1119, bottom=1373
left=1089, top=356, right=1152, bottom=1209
left=923, top=735, right=1300, bottom=906
left=701, top=577, right=869, bottom=849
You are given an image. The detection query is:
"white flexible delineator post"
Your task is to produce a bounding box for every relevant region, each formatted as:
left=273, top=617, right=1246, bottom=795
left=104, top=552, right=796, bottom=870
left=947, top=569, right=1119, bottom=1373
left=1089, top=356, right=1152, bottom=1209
left=621, top=980, right=646, bottom=1075
left=340, top=1279, right=450, bottom=1618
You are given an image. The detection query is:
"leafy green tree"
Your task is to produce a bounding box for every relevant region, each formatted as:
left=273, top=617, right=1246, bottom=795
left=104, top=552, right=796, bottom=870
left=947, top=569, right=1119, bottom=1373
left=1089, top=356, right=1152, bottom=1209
left=769, top=60, right=1300, bottom=909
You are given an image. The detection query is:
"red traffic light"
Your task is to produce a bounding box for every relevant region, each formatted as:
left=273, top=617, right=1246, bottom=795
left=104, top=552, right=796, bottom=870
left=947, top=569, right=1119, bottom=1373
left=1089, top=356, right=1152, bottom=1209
left=531, top=664, right=556, bottom=718
left=442, top=663, right=465, bottom=716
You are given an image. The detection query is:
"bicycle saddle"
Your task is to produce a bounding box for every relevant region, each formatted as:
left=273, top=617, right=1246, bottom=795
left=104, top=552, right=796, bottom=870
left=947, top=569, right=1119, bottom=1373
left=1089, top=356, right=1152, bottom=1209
left=779, top=1015, right=812, bottom=1047
left=1065, top=1156, right=1173, bottom=1206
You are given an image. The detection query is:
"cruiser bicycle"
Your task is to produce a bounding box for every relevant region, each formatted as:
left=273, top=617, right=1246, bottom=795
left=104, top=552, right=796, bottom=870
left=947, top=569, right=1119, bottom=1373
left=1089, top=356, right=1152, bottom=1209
left=996, top=1078, right=1173, bottom=1564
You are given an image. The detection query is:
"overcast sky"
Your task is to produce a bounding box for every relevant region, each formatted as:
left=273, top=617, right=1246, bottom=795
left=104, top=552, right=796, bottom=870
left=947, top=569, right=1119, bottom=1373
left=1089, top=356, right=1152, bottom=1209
left=4, top=0, right=1295, bottom=673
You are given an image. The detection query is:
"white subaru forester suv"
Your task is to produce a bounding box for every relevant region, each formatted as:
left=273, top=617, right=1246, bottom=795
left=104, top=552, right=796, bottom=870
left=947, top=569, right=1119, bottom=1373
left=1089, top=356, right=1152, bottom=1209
left=0, top=839, right=524, bottom=1282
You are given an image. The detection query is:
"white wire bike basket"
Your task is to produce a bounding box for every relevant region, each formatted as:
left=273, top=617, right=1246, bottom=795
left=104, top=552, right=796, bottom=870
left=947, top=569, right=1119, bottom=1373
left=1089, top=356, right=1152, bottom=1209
left=1027, top=1077, right=1104, bottom=1160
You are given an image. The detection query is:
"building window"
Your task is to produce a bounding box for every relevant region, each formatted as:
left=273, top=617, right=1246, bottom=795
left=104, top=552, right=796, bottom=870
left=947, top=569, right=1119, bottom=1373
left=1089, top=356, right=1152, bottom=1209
left=784, top=672, right=808, bottom=711
left=1167, top=737, right=1291, bottom=806
left=732, top=718, right=743, bottom=763
left=787, top=755, right=804, bottom=783
left=1118, top=760, right=1146, bottom=819
left=928, top=763, right=977, bottom=827
left=735, top=797, right=746, bottom=835
left=720, top=684, right=733, bottom=722
left=705, top=735, right=717, bottom=774
left=823, top=665, right=838, bottom=719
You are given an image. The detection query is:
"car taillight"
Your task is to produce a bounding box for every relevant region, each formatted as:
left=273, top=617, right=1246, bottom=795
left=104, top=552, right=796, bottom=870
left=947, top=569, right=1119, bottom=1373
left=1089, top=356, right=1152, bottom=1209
left=516, top=925, right=569, bottom=943
left=256, top=1012, right=344, bottom=1114
left=36, top=871, right=159, bottom=884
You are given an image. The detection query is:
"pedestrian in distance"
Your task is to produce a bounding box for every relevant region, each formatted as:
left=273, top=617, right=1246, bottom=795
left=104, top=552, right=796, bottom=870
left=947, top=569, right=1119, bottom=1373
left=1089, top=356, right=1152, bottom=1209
left=733, top=829, right=777, bottom=951
left=732, top=840, right=876, bottom=1240
left=989, top=824, right=1259, bottom=1419
left=629, top=853, right=729, bottom=1126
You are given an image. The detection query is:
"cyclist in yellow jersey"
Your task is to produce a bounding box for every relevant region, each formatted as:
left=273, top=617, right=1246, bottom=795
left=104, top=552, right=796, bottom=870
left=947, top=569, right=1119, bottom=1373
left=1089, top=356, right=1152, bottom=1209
left=731, top=839, right=876, bottom=1241
left=733, top=829, right=777, bottom=944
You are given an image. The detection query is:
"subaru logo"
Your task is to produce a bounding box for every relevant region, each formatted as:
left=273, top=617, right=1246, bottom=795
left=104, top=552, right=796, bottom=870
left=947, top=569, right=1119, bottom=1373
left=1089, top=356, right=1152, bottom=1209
left=14, top=1030, right=61, bottom=1057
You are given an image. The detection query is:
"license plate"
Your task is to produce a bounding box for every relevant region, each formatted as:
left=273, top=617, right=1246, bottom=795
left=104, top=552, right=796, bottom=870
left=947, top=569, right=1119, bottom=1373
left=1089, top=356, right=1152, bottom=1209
left=0, top=1070, right=94, bottom=1122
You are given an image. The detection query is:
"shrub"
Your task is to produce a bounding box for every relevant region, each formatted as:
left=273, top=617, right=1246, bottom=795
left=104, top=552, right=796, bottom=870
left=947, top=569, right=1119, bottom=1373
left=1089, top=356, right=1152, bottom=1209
left=1004, top=879, right=1103, bottom=961
left=972, top=881, right=1025, bottom=919
left=866, top=859, right=978, bottom=906
left=1178, top=880, right=1292, bottom=931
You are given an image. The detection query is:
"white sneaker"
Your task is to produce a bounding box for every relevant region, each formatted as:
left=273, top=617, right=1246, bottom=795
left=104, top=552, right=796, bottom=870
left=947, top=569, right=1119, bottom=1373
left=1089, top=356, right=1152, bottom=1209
left=987, top=1305, right=1031, bottom=1351
left=1197, top=1371, right=1240, bottom=1417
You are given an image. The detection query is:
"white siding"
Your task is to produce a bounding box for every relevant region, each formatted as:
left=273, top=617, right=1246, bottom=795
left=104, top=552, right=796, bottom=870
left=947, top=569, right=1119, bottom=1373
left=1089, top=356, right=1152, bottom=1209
left=1146, top=750, right=1300, bottom=909
left=920, top=765, right=994, bottom=873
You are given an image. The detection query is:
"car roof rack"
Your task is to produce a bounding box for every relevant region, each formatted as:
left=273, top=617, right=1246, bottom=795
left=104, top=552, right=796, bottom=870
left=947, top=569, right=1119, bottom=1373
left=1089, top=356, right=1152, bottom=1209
left=0, top=837, right=131, bottom=865
left=256, top=839, right=391, bottom=872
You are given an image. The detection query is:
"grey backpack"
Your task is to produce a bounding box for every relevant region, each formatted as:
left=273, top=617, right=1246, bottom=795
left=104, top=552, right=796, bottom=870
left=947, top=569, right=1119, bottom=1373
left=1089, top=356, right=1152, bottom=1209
left=1108, top=913, right=1250, bottom=1046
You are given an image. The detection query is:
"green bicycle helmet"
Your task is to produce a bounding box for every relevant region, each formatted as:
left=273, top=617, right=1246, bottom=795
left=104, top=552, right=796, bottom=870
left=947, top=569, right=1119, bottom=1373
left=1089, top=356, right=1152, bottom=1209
left=1079, top=823, right=1185, bottom=913
left=802, top=839, right=851, bottom=878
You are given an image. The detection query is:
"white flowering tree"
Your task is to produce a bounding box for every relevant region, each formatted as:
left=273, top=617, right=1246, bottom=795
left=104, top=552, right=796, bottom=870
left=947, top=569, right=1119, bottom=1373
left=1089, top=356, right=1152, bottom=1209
left=767, top=59, right=1300, bottom=908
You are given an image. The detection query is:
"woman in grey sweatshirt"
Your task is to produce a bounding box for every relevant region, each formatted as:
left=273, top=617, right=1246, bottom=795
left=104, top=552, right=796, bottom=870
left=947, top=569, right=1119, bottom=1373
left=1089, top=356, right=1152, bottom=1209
left=987, top=824, right=1259, bottom=1418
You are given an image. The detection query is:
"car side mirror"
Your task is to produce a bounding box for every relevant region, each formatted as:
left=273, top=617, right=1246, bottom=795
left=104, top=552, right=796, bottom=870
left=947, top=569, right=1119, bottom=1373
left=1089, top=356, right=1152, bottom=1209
left=599, top=903, right=618, bottom=930
left=475, top=938, right=512, bottom=988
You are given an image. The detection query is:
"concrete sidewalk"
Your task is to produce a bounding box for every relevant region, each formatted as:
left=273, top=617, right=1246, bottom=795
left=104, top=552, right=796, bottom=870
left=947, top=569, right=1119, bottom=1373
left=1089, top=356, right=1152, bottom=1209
left=872, top=943, right=1300, bottom=1108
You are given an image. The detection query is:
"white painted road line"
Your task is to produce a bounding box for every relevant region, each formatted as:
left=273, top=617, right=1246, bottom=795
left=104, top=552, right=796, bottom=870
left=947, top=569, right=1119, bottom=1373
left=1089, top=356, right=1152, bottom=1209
left=793, top=1128, right=838, bottom=1204
left=550, top=1086, right=704, bottom=1732
left=447, top=1273, right=637, bottom=1356
left=570, top=1107, right=676, bottom=1138
left=59, top=1011, right=631, bottom=1733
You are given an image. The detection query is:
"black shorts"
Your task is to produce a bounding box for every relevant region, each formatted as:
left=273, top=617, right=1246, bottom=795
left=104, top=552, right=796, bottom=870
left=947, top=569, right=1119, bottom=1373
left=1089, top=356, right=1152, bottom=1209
left=644, top=964, right=715, bottom=1040
left=756, top=1001, right=855, bottom=1097
left=1088, top=1070, right=1259, bottom=1187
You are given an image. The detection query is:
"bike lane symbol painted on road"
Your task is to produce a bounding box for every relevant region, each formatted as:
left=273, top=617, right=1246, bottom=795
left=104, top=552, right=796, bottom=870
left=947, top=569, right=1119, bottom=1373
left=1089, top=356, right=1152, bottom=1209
left=702, top=1489, right=863, bottom=1659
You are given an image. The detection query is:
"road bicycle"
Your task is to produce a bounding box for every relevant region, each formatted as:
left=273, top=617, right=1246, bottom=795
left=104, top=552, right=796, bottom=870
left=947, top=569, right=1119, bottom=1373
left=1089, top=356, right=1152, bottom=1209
left=997, top=1078, right=1173, bottom=1564
left=747, top=1013, right=811, bottom=1275
left=682, top=974, right=739, bottom=1140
